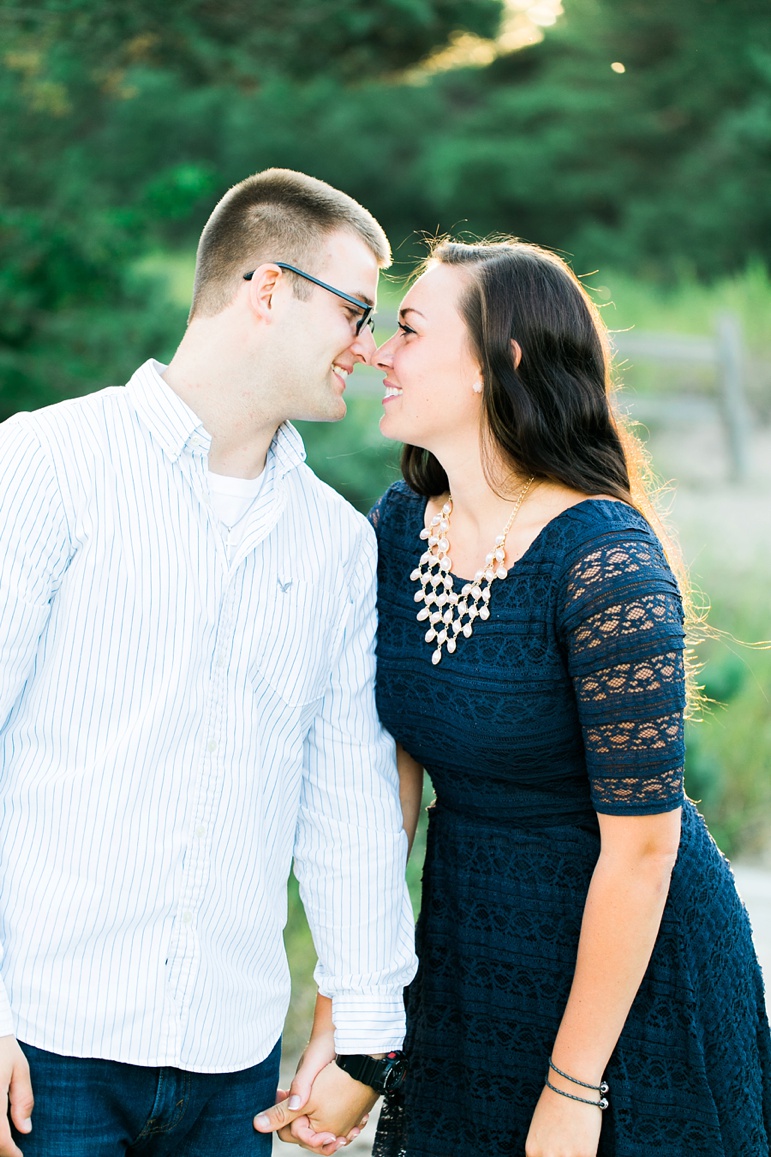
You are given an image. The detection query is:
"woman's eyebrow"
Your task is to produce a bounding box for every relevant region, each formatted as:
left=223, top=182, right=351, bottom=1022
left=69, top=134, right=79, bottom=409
left=399, top=307, right=426, bottom=319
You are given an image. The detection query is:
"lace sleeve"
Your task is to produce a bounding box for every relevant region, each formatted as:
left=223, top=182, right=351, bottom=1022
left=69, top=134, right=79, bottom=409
left=559, top=528, right=686, bottom=815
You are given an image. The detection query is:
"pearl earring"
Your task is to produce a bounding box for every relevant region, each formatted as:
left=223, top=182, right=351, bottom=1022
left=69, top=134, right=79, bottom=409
left=472, top=381, right=483, bottom=394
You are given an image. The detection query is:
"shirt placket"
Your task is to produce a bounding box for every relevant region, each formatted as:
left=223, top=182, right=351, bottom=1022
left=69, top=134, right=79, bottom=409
left=163, top=441, right=285, bottom=1058
left=166, top=580, right=239, bottom=1022
left=164, top=441, right=240, bottom=1047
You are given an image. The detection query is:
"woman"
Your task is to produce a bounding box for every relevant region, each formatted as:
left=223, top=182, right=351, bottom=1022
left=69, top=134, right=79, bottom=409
left=366, top=239, right=771, bottom=1156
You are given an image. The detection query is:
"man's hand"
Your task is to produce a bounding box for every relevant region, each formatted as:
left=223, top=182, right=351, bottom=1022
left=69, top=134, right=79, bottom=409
left=0, top=1036, right=33, bottom=1157
left=255, top=1058, right=376, bottom=1153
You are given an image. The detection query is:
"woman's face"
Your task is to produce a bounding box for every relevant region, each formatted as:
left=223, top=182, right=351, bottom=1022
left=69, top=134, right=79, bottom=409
left=373, top=262, right=483, bottom=455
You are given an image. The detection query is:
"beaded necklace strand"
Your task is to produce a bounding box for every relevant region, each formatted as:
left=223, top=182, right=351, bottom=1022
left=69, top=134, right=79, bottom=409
left=412, top=475, right=535, bottom=665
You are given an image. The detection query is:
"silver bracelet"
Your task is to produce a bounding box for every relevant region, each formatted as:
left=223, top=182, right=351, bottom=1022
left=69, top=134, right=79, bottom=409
left=546, top=1057, right=609, bottom=1110
left=545, top=1077, right=609, bottom=1110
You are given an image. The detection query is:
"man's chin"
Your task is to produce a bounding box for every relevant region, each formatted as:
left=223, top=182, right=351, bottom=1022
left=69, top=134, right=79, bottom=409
left=292, top=399, right=347, bottom=424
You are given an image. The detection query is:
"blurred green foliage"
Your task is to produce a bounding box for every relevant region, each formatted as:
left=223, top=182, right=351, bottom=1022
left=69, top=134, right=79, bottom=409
left=0, top=0, right=504, bottom=418
left=1, top=0, right=504, bottom=89
left=686, top=652, right=771, bottom=856
left=451, top=0, right=771, bottom=278
left=683, top=575, right=771, bottom=858
left=296, top=399, right=402, bottom=515
left=2, top=0, right=771, bottom=417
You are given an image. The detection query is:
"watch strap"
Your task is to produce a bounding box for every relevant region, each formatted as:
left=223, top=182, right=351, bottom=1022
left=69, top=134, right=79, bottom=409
left=335, top=1051, right=406, bottom=1094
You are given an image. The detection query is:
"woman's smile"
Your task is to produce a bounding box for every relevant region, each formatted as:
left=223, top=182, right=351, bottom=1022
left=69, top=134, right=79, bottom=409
left=382, top=379, right=403, bottom=404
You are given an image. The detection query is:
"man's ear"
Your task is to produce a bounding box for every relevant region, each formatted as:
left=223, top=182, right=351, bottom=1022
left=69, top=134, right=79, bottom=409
left=244, top=264, right=284, bottom=324
left=511, top=339, right=523, bottom=369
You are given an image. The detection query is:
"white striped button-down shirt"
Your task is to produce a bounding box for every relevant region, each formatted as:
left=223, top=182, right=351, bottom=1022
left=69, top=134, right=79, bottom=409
left=0, top=360, right=416, bottom=1072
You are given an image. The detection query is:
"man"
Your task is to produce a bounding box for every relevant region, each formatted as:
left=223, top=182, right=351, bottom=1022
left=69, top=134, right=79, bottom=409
left=0, top=169, right=416, bottom=1156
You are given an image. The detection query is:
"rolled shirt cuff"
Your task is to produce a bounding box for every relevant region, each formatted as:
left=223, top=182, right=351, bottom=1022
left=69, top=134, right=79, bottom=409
left=330, top=992, right=406, bottom=1055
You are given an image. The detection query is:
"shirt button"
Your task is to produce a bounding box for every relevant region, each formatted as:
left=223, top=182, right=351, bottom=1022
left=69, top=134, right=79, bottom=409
left=207, top=739, right=218, bottom=753
left=182, top=911, right=193, bottom=925
left=195, top=825, right=206, bottom=838
left=216, top=653, right=227, bottom=668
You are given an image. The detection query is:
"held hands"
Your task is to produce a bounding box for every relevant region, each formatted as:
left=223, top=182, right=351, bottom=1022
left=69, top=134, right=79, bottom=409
left=0, top=1036, right=33, bottom=1157
left=525, top=1083, right=602, bottom=1157
left=254, top=1032, right=375, bottom=1154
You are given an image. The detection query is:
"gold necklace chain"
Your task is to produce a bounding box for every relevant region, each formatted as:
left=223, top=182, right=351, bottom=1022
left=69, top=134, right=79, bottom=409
left=412, top=475, right=535, bottom=665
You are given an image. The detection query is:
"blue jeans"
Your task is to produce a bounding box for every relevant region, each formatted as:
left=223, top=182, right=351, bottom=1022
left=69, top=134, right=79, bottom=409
left=11, top=1039, right=281, bottom=1156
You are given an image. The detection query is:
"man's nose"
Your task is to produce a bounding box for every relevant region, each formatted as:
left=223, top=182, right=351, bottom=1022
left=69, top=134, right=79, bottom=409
left=352, top=327, right=380, bottom=365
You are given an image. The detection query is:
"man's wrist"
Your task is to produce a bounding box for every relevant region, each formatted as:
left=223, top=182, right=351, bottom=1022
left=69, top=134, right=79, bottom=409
left=334, top=1050, right=407, bottom=1094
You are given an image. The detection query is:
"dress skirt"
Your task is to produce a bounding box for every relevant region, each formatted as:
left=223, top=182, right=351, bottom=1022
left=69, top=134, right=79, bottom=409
left=373, top=800, right=771, bottom=1157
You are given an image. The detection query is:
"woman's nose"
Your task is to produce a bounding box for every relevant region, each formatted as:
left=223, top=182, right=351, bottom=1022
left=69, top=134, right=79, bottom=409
left=369, top=335, right=395, bottom=368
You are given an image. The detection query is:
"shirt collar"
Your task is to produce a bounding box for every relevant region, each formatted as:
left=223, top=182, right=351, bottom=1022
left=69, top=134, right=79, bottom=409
left=269, top=420, right=306, bottom=478
left=126, top=360, right=208, bottom=462
left=125, top=359, right=306, bottom=476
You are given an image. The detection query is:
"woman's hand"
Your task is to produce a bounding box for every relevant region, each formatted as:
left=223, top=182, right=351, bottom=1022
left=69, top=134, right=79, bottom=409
left=525, top=1084, right=602, bottom=1157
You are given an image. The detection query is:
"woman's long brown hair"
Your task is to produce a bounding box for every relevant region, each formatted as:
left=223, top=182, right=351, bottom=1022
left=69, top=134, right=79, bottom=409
left=401, top=237, right=701, bottom=703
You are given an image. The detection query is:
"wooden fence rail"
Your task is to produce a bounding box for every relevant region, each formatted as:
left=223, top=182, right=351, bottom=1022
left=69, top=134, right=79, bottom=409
left=612, top=312, right=750, bottom=482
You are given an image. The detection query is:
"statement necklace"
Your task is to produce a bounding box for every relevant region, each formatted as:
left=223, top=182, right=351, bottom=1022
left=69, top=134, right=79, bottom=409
left=412, top=475, right=535, bottom=665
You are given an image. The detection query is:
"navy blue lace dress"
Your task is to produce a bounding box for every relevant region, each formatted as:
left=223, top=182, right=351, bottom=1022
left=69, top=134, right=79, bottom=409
left=369, top=482, right=771, bottom=1157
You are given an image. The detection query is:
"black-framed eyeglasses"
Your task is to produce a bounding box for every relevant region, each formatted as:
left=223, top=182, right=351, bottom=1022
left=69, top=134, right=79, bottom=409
left=243, top=262, right=375, bottom=335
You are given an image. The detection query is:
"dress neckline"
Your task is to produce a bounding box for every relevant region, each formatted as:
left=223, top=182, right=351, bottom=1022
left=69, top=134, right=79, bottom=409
left=418, top=494, right=634, bottom=583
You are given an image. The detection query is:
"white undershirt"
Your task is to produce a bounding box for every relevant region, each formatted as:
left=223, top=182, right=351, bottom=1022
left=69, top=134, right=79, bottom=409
left=207, top=468, right=265, bottom=553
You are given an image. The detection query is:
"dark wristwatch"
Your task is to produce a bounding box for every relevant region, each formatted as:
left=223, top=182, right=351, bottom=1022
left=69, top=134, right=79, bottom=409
left=335, top=1050, right=407, bottom=1094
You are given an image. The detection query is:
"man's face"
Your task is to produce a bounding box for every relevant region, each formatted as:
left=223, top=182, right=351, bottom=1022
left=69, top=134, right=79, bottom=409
left=272, top=229, right=380, bottom=423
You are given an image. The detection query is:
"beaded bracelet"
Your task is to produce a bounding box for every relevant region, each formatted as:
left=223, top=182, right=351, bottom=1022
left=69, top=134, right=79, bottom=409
left=545, top=1057, right=609, bottom=1111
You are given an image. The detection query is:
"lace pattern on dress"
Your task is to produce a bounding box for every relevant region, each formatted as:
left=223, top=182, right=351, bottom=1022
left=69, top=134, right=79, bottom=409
left=571, top=592, right=683, bottom=651
left=564, top=541, right=658, bottom=600
left=578, top=650, right=682, bottom=699
left=590, top=765, right=684, bottom=810
left=562, top=537, right=686, bottom=815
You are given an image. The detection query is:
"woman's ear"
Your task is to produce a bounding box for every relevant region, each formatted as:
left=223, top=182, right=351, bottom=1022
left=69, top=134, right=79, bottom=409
left=511, top=339, right=523, bottom=369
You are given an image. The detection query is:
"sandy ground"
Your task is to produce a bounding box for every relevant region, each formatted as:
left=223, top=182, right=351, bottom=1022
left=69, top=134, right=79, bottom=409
left=733, top=864, right=771, bottom=994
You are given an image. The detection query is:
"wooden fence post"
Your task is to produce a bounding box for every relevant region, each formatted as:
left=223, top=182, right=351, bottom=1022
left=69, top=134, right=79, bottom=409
left=716, top=312, right=750, bottom=483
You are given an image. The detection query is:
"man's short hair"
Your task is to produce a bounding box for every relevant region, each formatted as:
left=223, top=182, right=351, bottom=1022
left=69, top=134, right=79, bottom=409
left=189, top=168, right=391, bottom=319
